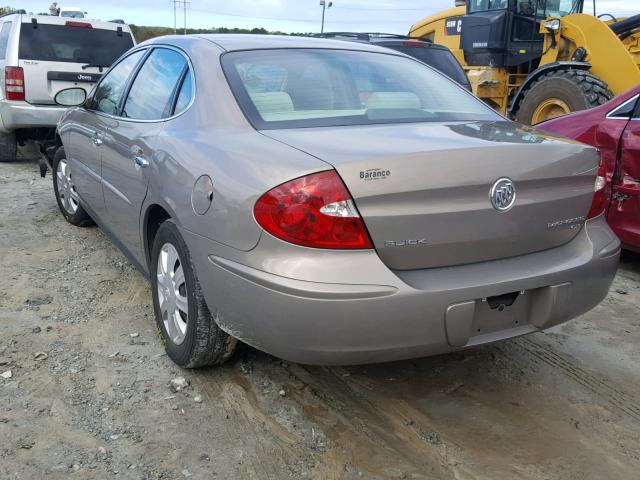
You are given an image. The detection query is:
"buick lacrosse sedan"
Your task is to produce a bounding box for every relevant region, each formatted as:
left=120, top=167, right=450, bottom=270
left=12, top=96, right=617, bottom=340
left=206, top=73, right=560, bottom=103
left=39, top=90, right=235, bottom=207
left=50, top=35, right=620, bottom=368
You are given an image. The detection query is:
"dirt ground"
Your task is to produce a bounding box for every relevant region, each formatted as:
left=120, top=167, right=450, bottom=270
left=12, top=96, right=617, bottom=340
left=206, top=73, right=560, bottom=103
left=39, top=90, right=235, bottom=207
left=1, top=156, right=639, bottom=480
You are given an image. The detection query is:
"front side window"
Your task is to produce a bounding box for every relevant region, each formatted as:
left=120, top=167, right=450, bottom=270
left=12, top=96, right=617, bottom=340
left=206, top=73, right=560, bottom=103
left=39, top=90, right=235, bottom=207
left=222, top=49, right=499, bottom=130
left=91, top=50, right=145, bottom=115
left=18, top=23, right=133, bottom=66
left=0, top=22, right=12, bottom=60
left=122, top=48, right=187, bottom=120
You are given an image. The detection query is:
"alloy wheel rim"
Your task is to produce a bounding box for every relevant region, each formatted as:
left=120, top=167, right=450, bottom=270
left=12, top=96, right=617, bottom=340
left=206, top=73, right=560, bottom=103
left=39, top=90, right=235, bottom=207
left=157, top=243, right=189, bottom=345
left=531, top=98, right=571, bottom=124
left=56, top=159, right=79, bottom=214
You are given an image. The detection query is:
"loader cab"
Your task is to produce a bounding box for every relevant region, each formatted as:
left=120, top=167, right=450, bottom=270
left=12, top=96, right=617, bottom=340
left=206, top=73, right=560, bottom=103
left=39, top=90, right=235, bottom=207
left=461, top=0, right=582, bottom=67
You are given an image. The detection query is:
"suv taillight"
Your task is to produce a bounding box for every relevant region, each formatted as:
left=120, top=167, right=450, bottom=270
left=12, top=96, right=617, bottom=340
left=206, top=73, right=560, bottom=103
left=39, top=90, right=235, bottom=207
left=587, top=156, right=610, bottom=219
left=254, top=170, right=373, bottom=249
left=5, top=67, right=25, bottom=101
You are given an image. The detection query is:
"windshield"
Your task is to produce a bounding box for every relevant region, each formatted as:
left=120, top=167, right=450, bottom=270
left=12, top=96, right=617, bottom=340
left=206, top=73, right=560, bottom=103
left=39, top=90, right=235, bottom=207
left=61, top=11, right=85, bottom=18
left=468, top=0, right=508, bottom=13
left=19, top=23, right=133, bottom=65
left=222, top=49, right=499, bottom=130
left=469, top=0, right=578, bottom=16
left=542, top=0, right=578, bottom=17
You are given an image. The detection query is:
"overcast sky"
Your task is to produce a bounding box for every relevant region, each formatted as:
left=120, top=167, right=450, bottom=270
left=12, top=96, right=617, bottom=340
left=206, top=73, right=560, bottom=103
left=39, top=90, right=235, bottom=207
left=19, top=0, right=638, bottom=33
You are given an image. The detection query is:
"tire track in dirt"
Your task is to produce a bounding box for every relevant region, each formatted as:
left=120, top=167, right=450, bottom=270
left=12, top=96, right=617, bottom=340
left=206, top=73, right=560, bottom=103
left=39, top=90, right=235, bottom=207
left=190, top=364, right=324, bottom=480
left=282, top=363, right=457, bottom=480
left=512, top=336, right=640, bottom=422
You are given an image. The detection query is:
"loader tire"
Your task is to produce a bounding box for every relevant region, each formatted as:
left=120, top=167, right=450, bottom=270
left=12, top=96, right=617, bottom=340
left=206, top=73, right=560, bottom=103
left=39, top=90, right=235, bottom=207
left=514, top=69, right=613, bottom=125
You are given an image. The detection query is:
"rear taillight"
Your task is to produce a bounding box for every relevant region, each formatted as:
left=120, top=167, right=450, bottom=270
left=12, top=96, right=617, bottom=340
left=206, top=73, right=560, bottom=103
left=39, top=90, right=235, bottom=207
left=5, top=67, right=24, bottom=101
left=254, top=170, right=373, bottom=249
left=587, top=156, right=610, bottom=219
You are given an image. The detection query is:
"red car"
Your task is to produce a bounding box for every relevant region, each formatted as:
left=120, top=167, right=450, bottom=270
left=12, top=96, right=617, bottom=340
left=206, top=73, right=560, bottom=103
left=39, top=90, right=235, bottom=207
left=539, top=86, right=640, bottom=252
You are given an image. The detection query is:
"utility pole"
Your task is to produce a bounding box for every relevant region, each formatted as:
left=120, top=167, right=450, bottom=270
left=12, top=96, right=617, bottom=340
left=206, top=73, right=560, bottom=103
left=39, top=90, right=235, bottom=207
left=170, top=0, right=190, bottom=35
left=319, top=0, right=332, bottom=34
left=183, top=0, right=189, bottom=35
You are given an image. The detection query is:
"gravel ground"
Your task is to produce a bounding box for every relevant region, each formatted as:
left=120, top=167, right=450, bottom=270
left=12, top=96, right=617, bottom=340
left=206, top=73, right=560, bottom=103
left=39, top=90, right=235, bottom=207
left=1, top=157, right=640, bottom=480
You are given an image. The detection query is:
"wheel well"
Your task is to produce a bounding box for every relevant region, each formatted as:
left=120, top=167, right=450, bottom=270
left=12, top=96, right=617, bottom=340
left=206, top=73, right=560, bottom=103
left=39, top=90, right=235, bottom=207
left=145, top=205, right=171, bottom=267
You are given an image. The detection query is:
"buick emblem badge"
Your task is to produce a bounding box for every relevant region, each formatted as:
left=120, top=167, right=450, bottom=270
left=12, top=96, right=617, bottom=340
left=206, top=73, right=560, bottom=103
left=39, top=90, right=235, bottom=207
left=490, top=178, right=516, bottom=212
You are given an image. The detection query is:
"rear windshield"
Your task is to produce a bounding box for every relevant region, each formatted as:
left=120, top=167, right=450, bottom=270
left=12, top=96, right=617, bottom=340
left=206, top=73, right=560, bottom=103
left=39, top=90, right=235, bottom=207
left=222, top=48, right=499, bottom=130
left=19, top=23, right=133, bottom=65
left=387, top=46, right=471, bottom=89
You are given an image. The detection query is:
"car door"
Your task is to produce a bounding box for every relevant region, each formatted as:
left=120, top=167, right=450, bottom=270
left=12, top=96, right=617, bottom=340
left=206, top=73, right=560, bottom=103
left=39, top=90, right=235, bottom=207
left=100, top=47, right=189, bottom=265
left=67, top=49, right=146, bottom=217
left=608, top=99, right=640, bottom=249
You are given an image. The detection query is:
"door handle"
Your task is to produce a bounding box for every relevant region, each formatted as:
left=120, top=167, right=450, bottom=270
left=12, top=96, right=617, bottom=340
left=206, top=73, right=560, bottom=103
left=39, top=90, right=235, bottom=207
left=133, top=156, right=149, bottom=168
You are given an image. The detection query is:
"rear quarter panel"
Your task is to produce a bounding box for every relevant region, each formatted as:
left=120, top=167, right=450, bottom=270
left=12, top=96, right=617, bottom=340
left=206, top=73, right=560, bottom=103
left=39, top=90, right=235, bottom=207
left=142, top=39, right=330, bottom=254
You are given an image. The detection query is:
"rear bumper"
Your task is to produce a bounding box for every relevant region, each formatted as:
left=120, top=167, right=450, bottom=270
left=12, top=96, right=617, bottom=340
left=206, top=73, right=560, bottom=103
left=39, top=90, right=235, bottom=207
left=0, top=101, right=66, bottom=132
left=183, top=215, right=620, bottom=365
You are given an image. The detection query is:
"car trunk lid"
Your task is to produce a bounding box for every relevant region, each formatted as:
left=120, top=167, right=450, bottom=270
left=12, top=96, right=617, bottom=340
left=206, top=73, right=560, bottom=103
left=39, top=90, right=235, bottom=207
left=262, top=121, right=599, bottom=270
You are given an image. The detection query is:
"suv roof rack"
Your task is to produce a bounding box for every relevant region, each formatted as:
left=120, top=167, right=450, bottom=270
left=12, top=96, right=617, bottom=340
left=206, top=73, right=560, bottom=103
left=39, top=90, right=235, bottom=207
left=0, top=9, right=27, bottom=18
left=313, top=32, right=432, bottom=43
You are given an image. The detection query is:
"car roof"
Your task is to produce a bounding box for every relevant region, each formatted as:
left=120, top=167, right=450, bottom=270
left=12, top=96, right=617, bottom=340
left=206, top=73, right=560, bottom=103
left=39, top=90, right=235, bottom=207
left=371, top=39, right=449, bottom=50
left=312, top=32, right=450, bottom=51
left=0, top=12, right=132, bottom=31
left=146, top=34, right=400, bottom=54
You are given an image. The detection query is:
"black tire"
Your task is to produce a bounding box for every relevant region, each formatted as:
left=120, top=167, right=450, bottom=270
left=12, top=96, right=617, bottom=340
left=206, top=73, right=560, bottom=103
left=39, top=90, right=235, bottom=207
left=0, top=131, right=17, bottom=162
left=150, top=220, right=237, bottom=368
left=52, top=146, right=94, bottom=227
left=514, top=69, right=613, bottom=125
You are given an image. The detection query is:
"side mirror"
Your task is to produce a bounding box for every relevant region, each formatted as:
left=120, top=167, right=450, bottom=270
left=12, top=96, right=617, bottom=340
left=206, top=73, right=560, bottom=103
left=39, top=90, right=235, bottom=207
left=54, top=87, right=87, bottom=107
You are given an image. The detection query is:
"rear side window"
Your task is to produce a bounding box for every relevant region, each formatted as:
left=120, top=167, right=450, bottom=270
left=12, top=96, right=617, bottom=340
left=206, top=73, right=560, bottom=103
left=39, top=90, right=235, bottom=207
left=173, top=69, right=193, bottom=114
left=122, top=48, right=187, bottom=120
left=389, top=46, right=470, bottom=89
left=18, top=23, right=134, bottom=66
left=0, top=22, right=12, bottom=60
left=92, top=50, right=145, bottom=115
left=608, top=96, right=638, bottom=119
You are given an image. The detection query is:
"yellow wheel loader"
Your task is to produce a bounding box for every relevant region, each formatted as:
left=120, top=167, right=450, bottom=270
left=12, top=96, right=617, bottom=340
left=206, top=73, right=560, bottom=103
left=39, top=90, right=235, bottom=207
left=410, top=0, right=640, bottom=124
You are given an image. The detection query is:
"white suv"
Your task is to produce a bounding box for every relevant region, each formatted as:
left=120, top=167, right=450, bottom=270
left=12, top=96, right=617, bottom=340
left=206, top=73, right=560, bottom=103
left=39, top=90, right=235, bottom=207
left=0, top=12, right=135, bottom=161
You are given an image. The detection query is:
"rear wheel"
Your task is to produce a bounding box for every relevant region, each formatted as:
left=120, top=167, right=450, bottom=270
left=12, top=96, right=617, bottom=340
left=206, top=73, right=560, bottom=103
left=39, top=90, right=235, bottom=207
left=0, top=131, right=17, bottom=162
left=514, top=70, right=613, bottom=125
left=151, top=220, right=237, bottom=368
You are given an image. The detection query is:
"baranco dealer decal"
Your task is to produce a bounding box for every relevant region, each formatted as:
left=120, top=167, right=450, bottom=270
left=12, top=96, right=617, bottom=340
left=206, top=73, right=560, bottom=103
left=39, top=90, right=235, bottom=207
left=360, top=168, right=391, bottom=181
